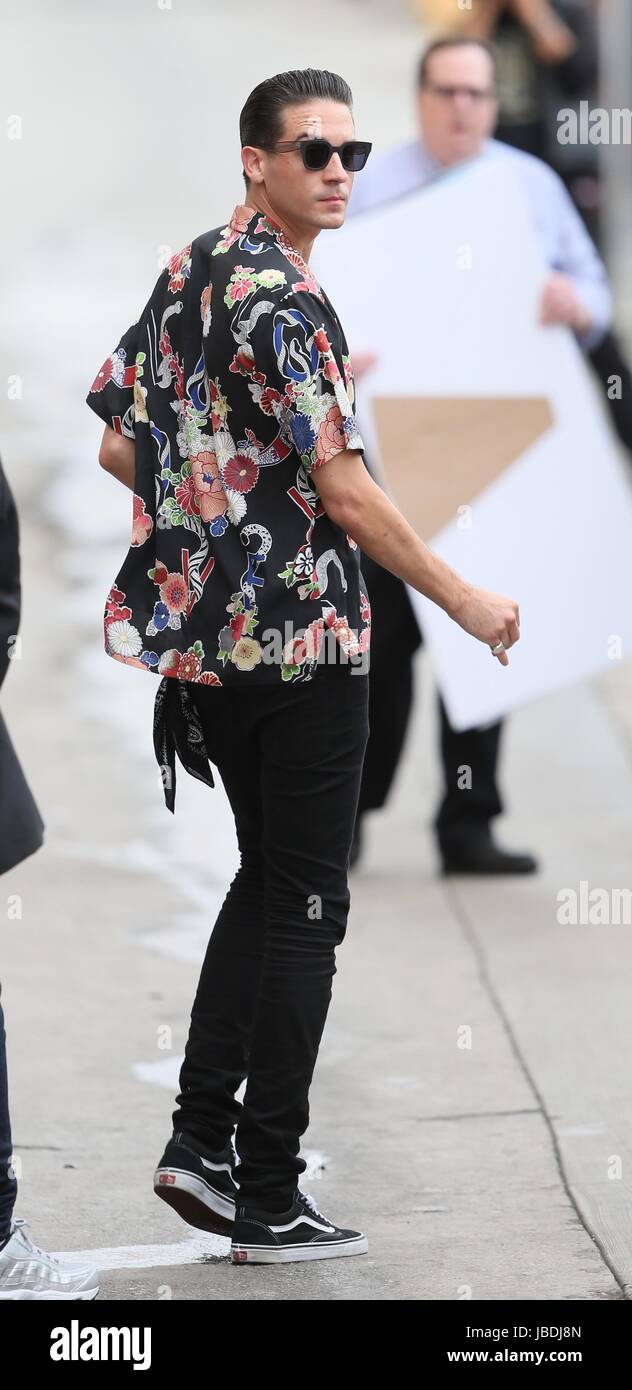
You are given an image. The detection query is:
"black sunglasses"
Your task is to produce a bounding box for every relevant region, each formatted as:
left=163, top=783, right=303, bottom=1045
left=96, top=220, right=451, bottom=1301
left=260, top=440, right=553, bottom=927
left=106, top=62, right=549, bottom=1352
left=267, top=138, right=372, bottom=172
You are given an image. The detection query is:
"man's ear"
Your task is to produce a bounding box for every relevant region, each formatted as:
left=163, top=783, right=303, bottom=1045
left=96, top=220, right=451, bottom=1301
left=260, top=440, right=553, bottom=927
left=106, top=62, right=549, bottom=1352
left=241, top=146, right=264, bottom=188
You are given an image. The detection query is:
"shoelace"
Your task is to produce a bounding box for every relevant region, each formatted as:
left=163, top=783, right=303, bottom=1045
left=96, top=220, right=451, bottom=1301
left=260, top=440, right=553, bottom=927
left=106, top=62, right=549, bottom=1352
left=300, top=1191, right=327, bottom=1221
left=11, top=1219, right=61, bottom=1264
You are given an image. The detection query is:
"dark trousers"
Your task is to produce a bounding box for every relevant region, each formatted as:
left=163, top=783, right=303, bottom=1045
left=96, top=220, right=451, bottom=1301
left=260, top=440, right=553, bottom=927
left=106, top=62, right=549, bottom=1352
left=172, top=664, right=370, bottom=1210
left=356, top=551, right=504, bottom=847
left=587, top=331, right=632, bottom=460
left=0, top=992, right=17, bottom=1237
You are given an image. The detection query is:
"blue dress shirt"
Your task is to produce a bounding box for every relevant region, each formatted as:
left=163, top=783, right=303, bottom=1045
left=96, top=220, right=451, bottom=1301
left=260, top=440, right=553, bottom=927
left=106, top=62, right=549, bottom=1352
left=347, top=137, right=611, bottom=350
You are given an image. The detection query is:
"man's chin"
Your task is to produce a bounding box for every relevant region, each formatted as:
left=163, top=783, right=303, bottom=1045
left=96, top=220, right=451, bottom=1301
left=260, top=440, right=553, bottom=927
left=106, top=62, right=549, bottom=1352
left=445, top=136, right=481, bottom=164
left=315, top=202, right=347, bottom=226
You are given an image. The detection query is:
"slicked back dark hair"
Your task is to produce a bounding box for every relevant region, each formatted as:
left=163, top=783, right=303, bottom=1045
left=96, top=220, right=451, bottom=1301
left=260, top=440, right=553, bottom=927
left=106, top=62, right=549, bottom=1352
left=239, top=68, right=354, bottom=190
left=417, top=36, right=496, bottom=88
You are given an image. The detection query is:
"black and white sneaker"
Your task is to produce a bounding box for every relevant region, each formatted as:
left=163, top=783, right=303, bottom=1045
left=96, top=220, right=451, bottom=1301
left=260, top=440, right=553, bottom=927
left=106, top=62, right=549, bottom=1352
left=154, top=1130, right=239, bottom=1236
left=231, top=1189, right=368, bottom=1265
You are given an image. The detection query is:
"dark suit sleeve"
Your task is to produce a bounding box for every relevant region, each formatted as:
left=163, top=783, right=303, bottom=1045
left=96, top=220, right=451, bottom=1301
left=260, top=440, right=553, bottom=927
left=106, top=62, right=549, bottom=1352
left=0, top=460, right=21, bottom=690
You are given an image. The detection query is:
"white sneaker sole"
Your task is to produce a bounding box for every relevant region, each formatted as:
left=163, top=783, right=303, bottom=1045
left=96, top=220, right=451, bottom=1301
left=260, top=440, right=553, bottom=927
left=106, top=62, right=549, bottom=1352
left=154, top=1166, right=236, bottom=1235
left=231, top=1235, right=368, bottom=1264
left=0, top=1283, right=99, bottom=1300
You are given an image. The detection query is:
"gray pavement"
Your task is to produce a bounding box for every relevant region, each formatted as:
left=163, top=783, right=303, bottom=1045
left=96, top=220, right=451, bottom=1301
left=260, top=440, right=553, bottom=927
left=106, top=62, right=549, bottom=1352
left=2, top=0, right=632, bottom=1302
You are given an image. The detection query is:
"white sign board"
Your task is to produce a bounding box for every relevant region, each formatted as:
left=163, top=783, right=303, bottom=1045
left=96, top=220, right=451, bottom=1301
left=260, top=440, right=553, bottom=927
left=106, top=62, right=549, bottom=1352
left=312, top=159, right=632, bottom=729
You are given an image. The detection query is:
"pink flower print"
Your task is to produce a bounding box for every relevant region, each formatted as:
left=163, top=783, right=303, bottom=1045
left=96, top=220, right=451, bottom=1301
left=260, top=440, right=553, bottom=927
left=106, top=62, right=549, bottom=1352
left=283, top=635, right=308, bottom=667
left=231, top=207, right=253, bottom=235
left=166, top=243, right=191, bottom=293
left=191, top=450, right=228, bottom=523
left=131, top=495, right=153, bottom=547
left=315, top=405, right=346, bottom=465
left=304, top=618, right=325, bottom=661
left=323, top=608, right=359, bottom=655
left=294, top=274, right=322, bottom=296
left=158, top=649, right=181, bottom=677
left=159, top=571, right=189, bottom=615
left=314, top=328, right=332, bottom=354
left=227, top=266, right=257, bottom=304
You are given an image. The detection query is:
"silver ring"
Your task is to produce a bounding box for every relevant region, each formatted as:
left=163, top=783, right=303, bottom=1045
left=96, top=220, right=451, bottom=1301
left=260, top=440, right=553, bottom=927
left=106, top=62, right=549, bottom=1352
left=491, top=641, right=506, bottom=656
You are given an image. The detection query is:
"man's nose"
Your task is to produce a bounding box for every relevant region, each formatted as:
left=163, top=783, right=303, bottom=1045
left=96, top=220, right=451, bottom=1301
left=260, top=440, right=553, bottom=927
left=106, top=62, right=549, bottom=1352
left=324, top=152, right=347, bottom=181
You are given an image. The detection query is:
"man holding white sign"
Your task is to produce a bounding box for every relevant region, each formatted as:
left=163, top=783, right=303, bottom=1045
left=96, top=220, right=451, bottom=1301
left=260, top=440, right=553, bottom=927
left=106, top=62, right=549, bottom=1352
left=343, top=36, right=613, bottom=875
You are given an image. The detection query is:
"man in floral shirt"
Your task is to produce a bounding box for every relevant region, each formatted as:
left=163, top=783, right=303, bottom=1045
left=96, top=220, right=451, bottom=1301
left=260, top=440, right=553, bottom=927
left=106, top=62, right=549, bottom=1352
left=88, top=68, right=520, bottom=1266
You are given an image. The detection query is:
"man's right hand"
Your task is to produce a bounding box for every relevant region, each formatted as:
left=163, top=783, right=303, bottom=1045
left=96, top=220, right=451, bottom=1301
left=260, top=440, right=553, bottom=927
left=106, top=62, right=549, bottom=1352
left=449, top=583, right=520, bottom=665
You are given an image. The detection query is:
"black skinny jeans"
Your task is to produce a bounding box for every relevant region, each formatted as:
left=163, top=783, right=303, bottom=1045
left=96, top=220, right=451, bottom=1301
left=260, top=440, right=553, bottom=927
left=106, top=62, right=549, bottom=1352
left=171, top=662, right=370, bottom=1211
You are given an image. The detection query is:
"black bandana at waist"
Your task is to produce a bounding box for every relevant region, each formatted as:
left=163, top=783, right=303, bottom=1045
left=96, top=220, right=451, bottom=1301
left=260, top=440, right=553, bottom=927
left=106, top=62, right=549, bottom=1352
left=152, top=677, right=215, bottom=813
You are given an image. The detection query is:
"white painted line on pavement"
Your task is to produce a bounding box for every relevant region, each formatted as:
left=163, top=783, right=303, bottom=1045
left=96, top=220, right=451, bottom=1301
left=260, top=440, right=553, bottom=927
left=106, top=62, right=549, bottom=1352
left=51, top=1235, right=228, bottom=1271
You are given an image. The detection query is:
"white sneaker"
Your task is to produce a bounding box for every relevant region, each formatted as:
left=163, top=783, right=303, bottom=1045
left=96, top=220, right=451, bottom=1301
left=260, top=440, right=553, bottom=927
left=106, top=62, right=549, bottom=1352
left=0, top=1219, right=100, bottom=1300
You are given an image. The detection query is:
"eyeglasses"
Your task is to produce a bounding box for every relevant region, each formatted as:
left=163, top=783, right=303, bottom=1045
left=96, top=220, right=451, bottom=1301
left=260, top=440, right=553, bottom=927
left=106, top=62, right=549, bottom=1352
left=423, top=82, right=495, bottom=103
left=264, top=138, right=373, bottom=172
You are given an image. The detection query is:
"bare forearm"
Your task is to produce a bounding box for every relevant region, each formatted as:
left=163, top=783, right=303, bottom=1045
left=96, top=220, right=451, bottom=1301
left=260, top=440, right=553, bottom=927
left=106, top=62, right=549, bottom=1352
left=508, top=0, right=561, bottom=27
left=459, top=0, right=506, bottom=38
left=507, top=0, right=577, bottom=58
left=98, top=427, right=135, bottom=490
left=338, top=474, right=471, bottom=619
left=316, top=452, right=519, bottom=660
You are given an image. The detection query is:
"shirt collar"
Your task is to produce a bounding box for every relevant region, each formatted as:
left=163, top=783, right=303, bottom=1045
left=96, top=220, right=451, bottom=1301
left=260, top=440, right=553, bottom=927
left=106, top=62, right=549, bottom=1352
left=230, top=202, right=296, bottom=250
left=228, top=203, right=320, bottom=293
left=417, top=137, right=494, bottom=181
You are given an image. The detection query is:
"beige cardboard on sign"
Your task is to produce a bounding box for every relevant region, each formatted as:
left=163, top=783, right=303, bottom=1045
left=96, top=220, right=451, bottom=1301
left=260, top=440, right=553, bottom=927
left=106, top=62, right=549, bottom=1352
left=371, top=396, right=555, bottom=542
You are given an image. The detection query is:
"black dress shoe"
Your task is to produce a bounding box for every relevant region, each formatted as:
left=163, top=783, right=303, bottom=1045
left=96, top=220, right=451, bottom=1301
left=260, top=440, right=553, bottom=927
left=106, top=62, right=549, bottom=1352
left=440, top=834, right=538, bottom=876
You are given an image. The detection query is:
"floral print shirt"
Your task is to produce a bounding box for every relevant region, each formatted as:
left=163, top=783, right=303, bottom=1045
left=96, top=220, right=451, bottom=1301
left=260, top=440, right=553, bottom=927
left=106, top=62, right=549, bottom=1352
left=86, top=204, right=371, bottom=809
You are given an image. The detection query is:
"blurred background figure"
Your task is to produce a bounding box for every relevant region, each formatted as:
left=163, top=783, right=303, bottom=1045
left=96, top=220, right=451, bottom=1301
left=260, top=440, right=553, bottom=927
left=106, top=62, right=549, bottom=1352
left=346, top=30, right=627, bottom=873
left=416, top=0, right=632, bottom=454
left=0, top=459, right=99, bottom=1300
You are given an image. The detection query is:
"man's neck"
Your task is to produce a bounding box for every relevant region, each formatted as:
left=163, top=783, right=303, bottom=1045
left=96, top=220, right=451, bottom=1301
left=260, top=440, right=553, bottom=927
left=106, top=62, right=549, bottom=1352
left=244, top=192, right=315, bottom=264
left=419, top=135, right=488, bottom=172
